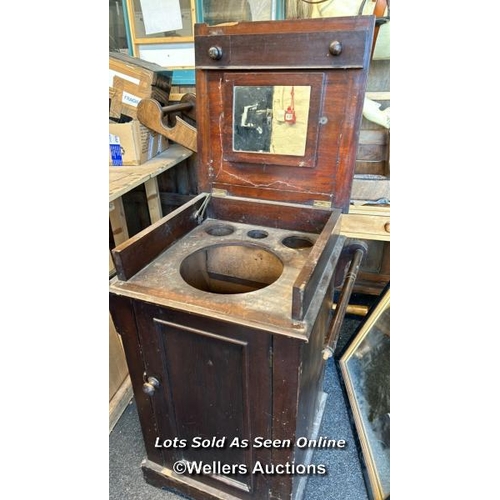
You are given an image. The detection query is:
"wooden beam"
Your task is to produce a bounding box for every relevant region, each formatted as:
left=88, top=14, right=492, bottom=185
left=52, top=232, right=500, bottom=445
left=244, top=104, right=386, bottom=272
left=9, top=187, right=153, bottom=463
left=144, top=177, right=163, bottom=223
left=109, top=197, right=129, bottom=246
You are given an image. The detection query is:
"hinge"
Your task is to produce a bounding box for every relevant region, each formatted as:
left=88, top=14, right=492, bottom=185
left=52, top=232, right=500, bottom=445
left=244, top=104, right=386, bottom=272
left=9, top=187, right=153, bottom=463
left=212, top=188, right=228, bottom=198
left=313, top=199, right=331, bottom=208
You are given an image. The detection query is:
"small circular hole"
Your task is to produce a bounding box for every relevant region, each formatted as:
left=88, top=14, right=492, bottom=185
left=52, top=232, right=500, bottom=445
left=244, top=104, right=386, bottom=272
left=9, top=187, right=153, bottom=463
left=247, top=229, right=268, bottom=239
left=282, top=236, right=314, bottom=249
left=205, top=224, right=235, bottom=236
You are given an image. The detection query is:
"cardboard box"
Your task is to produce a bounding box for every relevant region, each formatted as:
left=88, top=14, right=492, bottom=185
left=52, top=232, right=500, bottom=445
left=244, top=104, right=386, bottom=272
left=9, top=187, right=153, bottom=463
left=109, top=120, right=169, bottom=166
left=109, top=52, right=172, bottom=119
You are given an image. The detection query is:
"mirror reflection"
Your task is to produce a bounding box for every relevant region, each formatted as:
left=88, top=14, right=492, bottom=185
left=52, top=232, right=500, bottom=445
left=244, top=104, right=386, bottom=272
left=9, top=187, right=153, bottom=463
left=233, top=85, right=311, bottom=156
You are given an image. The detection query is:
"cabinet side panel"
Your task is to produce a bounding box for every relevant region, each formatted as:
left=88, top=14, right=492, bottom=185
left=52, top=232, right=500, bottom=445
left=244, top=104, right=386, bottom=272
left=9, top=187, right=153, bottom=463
left=292, top=285, right=335, bottom=496
left=109, top=294, right=165, bottom=464
left=270, top=336, right=302, bottom=500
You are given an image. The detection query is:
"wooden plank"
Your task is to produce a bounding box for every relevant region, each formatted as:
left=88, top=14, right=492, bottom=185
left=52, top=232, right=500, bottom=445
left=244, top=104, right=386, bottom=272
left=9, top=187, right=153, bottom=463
left=366, top=59, right=390, bottom=92
left=112, top=193, right=208, bottom=280
left=109, top=250, right=116, bottom=277
left=356, top=143, right=387, bottom=162
left=109, top=305, right=132, bottom=434
left=340, top=212, right=390, bottom=241
left=355, top=160, right=387, bottom=176
left=350, top=177, right=390, bottom=202
left=365, top=91, right=390, bottom=101
left=358, top=129, right=388, bottom=145
left=144, top=177, right=163, bottom=223
left=348, top=205, right=390, bottom=216
left=109, top=313, right=129, bottom=398
left=109, top=197, right=129, bottom=246
left=109, top=376, right=133, bottom=433
left=109, top=143, right=193, bottom=202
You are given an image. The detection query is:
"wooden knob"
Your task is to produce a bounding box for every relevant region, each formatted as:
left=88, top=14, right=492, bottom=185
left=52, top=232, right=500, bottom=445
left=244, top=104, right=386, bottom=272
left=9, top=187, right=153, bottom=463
left=208, top=46, right=223, bottom=60
left=329, top=41, right=342, bottom=56
left=384, top=222, right=390, bottom=233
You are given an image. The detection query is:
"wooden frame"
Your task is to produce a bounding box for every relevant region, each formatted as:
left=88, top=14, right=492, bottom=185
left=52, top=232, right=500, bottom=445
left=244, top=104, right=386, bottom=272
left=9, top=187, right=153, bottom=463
left=222, top=73, right=325, bottom=168
left=126, top=0, right=196, bottom=49
left=339, top=285, right=390, bottom=500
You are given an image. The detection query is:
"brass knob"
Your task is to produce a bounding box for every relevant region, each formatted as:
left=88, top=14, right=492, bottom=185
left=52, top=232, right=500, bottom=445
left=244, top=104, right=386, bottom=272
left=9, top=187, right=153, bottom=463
left=208, top=46, right=223, bottom=60
left=384, top=222, right=390, bottom=233
left=142, top=376, right=160, bottom=396
left=329, top=41, right=342, bottom=56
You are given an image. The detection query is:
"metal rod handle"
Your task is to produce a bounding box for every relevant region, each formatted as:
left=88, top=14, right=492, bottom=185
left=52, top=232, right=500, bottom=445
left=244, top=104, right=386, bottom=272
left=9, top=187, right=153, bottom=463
left=322, top=242, right=367, bottom=360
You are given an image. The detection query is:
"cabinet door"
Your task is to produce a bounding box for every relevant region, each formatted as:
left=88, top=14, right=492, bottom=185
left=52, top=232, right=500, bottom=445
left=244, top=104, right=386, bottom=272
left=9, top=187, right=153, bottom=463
left=134, top=301, right=273, bottom=497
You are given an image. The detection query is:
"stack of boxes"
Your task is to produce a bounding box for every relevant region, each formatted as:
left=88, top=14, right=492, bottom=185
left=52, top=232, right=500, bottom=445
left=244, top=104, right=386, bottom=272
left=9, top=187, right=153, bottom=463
left=109, top=52, right=172, bottom=166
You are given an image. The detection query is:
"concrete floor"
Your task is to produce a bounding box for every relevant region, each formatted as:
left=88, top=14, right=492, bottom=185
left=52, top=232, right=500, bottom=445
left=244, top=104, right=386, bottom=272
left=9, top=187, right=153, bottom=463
left=109, top=317, right=372, bottom=500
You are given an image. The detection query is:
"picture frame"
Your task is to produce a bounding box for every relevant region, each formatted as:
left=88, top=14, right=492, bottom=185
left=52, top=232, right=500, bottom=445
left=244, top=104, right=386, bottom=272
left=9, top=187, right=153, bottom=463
left=338, top=285, right=390, bottom=500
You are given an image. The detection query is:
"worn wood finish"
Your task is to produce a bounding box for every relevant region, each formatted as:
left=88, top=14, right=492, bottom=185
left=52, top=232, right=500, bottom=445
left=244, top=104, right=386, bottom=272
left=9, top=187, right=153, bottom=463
left=341, top=205, right=390, bottom=241
left=109, top=197, right=129, bottom=246
left=109, top=313, right=129, bottom=400
left=351, top=177, right=390, bottom=202
left=195, top=19, right=370, bottom=70
left=110, top=196, right=345, bottom=338
left=195, top=17, right=375, bottom=212
left=137, top=98, right=198, bottom=152
left=109, top=144, right=194, bottom=246
left=292, top=210, right=343, bottom=320
left=270, top=336, right=302, bottom=500
left=134, top=303, right=273, bottom=497
left=109, top=144, right=193, bottom=202
left=109, top=294, right=165, bottom=465
left=142, top=459, right=245, bottom=500
left=144, top=177, right=163, bottom=223
left=112, top=193, right=208, bottom=281
left=207, top=195, right=332, bottom=233
left=109, top=17, right=375, bottom=500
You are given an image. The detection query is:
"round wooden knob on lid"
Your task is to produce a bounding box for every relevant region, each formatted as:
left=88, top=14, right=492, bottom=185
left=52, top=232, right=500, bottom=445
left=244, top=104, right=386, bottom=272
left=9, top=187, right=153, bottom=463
left=208, top=46, right=223, bottom=60
left=384, top=222, right=390, bottom=233
left=329, top=41, right=342, bottom=56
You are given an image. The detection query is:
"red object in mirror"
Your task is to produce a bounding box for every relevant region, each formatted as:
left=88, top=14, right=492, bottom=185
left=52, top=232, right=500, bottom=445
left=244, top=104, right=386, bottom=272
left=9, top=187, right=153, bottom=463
left=285, top=86, right=296, bottom=124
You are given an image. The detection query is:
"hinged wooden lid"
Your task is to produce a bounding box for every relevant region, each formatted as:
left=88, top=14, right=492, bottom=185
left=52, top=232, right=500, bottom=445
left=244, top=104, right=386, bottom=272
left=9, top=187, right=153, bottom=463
left=194, top=16, right=375, bottom=212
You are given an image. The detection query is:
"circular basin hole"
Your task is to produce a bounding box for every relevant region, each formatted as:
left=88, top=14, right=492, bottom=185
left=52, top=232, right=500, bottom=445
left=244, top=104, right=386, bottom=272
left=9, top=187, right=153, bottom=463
left=247, top=229, right=268, bottom=239
left=282, top=236, right=314, bottom=249
left=180, top=244, right=283, bottom=294
left=205, top=224, right=235, bottom=236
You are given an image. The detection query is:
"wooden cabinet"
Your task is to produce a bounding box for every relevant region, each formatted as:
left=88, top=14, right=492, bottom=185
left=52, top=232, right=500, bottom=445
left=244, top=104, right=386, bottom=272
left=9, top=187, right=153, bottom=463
left=109, top=199, right=346, bottom=499
left=110, top=16, right=375, bottom=499
left=111, top=298, right=277, bottom=498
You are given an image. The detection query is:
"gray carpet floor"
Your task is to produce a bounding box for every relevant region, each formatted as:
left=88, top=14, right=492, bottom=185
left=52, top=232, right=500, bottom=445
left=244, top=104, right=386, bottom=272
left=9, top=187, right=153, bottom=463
left=109, top=317, right=370, bottom=500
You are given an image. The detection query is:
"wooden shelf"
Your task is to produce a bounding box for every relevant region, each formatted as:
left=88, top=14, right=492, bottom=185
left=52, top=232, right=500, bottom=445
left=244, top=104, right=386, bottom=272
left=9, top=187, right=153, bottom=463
left=109, top=143, right=193, bottom=203
left=341, top=205, right=390, bottom=241
left=109, top=143, right=194, bottom=246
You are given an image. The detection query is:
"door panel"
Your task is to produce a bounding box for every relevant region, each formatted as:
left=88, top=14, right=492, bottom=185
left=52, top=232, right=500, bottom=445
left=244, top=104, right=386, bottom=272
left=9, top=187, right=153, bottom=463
left=134, top=301, right=273, bottom=497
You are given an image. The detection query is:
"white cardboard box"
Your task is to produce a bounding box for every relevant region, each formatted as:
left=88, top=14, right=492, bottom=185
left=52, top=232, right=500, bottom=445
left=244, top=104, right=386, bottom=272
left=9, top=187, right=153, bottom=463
left=109, top=120, right=168, bottom=166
